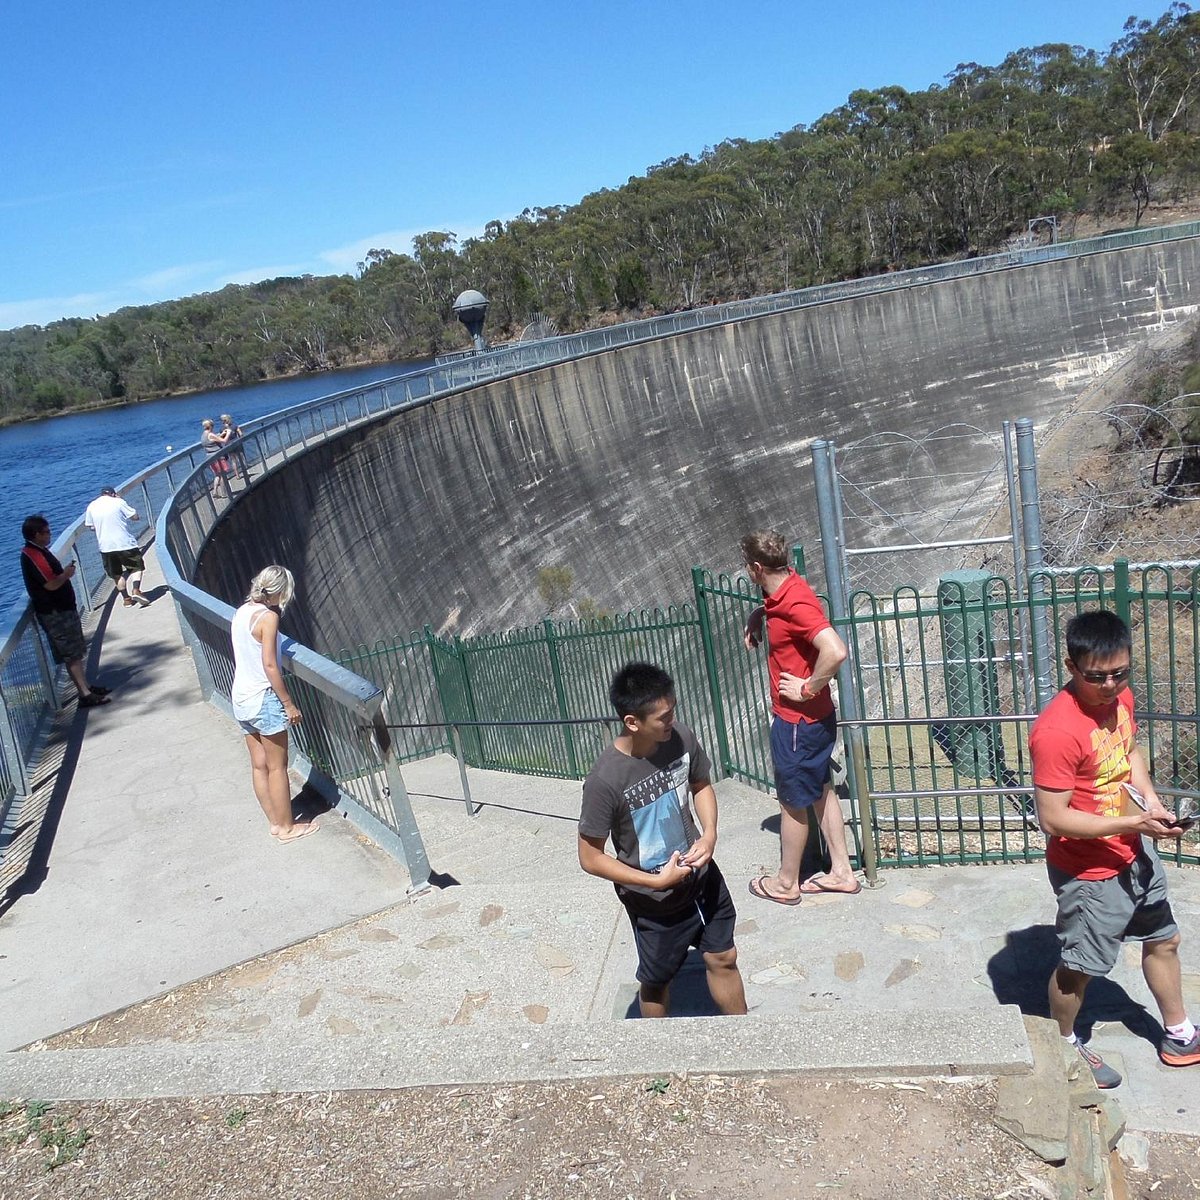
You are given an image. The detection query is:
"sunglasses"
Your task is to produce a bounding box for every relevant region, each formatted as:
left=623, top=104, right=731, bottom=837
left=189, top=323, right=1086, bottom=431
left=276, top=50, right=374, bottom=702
left=1074, top=666, right=1132, bottom=685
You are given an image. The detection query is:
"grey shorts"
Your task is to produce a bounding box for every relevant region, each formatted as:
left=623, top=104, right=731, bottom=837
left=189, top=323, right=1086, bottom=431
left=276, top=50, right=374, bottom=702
left=1048, top=839, right=1179, bottom=977
left=37, top=608, right=86, bottom=665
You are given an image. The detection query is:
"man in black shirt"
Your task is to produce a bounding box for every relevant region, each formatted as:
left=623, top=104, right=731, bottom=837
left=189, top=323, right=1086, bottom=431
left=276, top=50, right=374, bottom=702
left=578, top=661, right=745, bottom=1018
left=20, top=514, right=111, bottom=708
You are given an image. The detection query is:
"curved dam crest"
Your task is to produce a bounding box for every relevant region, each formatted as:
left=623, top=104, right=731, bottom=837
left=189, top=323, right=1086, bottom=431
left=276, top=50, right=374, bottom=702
left=196, top=241, right=1199, bottom=656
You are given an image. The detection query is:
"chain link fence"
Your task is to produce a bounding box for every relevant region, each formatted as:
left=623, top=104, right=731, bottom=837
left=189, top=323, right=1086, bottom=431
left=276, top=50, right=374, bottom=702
left=832, top=424, right=1019, bottom=600
left=1039, top=393, right=1200, bottom=568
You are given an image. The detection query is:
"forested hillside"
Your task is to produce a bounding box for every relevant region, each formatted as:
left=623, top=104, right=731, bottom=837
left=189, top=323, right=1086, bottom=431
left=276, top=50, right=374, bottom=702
left=5, top=4, right=1200, bottom=422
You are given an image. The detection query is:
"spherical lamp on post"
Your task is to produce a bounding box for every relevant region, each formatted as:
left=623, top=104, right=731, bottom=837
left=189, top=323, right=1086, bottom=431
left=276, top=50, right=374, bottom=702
left=453, top=289, right=490, bottom=353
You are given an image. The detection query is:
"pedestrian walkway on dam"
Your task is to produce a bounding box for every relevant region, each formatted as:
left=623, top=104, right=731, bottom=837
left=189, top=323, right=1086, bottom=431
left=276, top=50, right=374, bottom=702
left=1, top=547, right=1199, bottom=1144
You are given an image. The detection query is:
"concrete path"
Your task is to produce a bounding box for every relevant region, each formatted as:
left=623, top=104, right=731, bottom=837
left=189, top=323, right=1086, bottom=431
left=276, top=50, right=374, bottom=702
left=0, top=549, right=411, bottom=1052
left=1, top=554, right=1199, bottom=1141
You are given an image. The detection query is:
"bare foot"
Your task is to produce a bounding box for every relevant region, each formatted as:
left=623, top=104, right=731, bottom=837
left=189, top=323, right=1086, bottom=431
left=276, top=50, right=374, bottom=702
left=274, top=821, right=319, bottom=843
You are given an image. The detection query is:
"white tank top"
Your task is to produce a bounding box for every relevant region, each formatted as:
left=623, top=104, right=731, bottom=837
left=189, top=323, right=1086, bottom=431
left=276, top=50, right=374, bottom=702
left=230, top=602, right=283, bottom=720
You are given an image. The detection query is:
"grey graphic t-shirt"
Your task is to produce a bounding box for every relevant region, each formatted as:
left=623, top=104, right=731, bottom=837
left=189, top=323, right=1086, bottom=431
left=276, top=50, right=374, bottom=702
left=578, top=723, right=712, bottom=914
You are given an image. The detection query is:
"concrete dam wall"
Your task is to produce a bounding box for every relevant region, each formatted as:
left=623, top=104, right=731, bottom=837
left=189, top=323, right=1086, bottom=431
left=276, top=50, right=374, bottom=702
left=196, top=240, right=1199, bottom=656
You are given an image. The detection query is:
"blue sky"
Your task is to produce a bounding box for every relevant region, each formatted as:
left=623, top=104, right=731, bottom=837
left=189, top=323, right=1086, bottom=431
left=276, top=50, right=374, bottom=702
left=1, top=1, right=1166, bottom=330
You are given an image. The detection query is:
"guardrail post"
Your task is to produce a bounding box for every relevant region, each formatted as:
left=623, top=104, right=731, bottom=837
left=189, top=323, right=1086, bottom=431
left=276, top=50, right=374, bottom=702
left=450, top=724, right=476, bottom=816
left=370, top=711, right=432, bottom=893
left=71, top=546, right=95, bottom=614
left=543, top=619, right=579, bottom=778
left=139, top=480, right=155, bottom=529
left=30, top=620, right=60, bottom=709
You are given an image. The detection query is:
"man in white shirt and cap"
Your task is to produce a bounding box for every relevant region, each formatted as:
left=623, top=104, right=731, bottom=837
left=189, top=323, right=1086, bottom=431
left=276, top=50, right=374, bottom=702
left=84, top=487, right=149, bottom=607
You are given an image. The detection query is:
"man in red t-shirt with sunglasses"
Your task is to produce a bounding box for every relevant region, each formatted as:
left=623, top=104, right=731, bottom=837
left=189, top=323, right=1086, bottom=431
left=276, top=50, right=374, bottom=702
left=1031, top=609, right=1198, bottom=1089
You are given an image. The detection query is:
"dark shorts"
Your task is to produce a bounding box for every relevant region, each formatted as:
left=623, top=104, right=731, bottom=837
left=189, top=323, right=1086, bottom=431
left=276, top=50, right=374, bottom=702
left=102, top=548, right=145, bottom=579
left=625, top=862, right=737, bottom=987
left=37, top=608, right=86, bottom=665
left=771, top=712, right=837, bottom=809
left=1048, top=839, right=1179, bottom=977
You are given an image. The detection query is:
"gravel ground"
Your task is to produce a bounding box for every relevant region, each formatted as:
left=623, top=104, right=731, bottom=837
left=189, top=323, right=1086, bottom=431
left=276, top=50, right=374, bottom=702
left=0, top=1075, right=1068, bottom=1200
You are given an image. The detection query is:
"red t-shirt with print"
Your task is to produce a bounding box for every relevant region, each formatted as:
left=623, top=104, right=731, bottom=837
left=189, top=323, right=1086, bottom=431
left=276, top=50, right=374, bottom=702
left=764, top=570, right=834, bottom=725
left=1029, top=686, right=1140, bottom=880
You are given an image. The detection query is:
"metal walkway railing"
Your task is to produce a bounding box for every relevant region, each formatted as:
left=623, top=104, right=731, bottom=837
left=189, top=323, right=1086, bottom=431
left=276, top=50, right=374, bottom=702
left=3, top=217, right=1199, bottom=887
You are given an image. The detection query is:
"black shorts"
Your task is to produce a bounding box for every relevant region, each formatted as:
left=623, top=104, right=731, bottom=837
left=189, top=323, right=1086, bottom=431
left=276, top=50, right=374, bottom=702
left=102, top=548, right=145, bottom=579
left=625, top=862, right=737, bottom=987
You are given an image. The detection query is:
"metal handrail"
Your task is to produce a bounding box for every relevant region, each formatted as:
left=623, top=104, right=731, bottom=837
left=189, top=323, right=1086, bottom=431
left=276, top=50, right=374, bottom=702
left=4, top=216, right=1200, bottom=853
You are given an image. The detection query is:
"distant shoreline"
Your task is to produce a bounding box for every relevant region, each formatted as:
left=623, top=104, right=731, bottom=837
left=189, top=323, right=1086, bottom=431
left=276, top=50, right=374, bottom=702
left=0, top=353, right=432, bottom=430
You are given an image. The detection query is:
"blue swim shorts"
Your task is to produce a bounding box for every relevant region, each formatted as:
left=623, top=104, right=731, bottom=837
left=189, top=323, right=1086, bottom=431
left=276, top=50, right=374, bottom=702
left=771, top=712, right=837, bottom=809
left=238, top=690, right=288, bottom=736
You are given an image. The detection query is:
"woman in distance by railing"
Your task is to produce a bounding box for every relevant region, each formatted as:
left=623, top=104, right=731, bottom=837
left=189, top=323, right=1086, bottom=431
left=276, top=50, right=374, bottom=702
left=201, top=418, right=232, bottom=500
left=230, top=565, right=318, bottom=842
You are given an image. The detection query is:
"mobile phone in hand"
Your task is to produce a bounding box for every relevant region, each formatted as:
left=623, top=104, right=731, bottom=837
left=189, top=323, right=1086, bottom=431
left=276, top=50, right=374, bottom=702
left=1172, top=797, right=1199, bottom=833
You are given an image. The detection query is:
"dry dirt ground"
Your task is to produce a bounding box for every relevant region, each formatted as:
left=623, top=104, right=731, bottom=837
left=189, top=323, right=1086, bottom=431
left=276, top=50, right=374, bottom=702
left=1, top=1075, right=1198, bottom=1200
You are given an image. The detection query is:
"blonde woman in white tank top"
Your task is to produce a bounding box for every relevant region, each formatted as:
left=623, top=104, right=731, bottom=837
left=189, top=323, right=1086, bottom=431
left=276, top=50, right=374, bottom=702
left=230, top=565, right=317, bottom=842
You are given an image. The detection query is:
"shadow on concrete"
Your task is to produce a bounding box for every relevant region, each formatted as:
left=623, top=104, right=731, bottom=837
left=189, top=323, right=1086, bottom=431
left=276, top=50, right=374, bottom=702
left=621, top=952, right=722, bottom=1019
left=1, top=701, right=90, bottom=913
left=130, top=584, right=171, bottom=606
left=407, top=791, right=577, bottom=822
left=1, top=590, right=186, bottom=913
left=758, top=811, right=828, bottom=877
left=985, top=925, right=1160, bottom=1045
left=292, top=781, right=334, bottom=824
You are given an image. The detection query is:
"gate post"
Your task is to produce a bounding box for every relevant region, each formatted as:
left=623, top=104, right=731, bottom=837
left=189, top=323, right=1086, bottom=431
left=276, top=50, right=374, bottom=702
left=543, top=618, right=579, bottom=778
left=812, top=439, right=878, bottom=885
left=1112, top=558, right=1133, bottom=629
left=1015, top=419, right=1056, bottom=710
left=691, top=567, right=733, bottom=775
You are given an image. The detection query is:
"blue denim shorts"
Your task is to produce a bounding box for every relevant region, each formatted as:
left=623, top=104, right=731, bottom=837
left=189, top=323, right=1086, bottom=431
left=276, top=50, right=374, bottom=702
left=238, top=690, right=288, bottom=736
left=771, top=712, right=837, bottom=809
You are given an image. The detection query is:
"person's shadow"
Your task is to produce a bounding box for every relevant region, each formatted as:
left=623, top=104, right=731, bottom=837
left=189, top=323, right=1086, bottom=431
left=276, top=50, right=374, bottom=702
left=985, top=925, right=1163, bottom=1045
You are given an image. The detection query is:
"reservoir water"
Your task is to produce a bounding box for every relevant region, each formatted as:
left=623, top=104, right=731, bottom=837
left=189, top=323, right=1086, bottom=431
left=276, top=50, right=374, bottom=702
left=0, top=360, right=427, bottom=614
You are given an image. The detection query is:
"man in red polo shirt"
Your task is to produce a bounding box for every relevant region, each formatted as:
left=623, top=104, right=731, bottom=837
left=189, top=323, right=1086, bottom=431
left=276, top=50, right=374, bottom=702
left=20, top=514, right=111, bottom=708
left=740, top=529, right=858, bottom=904
left=1031, top=609, right=1198, bottom=1089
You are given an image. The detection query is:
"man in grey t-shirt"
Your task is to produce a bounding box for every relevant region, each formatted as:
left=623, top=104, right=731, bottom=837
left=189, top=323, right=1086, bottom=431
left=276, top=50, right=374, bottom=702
left=578, top=661, right=746, bottom=1019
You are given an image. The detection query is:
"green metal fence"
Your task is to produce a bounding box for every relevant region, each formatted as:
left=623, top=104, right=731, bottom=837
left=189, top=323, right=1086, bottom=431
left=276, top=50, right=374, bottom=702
left=339, top=605, right=723, bottom=782
left=841, top=561, right=1200, bottom=869
left=339, top=554, right=1200, bottom=872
